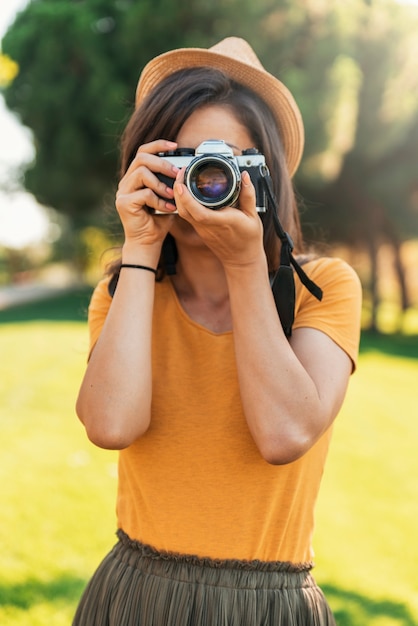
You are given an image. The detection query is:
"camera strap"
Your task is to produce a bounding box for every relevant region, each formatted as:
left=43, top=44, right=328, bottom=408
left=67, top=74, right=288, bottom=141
left=260, top=173, right=323, bottom=337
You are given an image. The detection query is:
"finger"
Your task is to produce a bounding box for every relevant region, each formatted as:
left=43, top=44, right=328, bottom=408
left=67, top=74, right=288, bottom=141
left=116, top=188, right=177, bottom=215
left=137, top=139, right=178, bottom=155
left=123, top=155, right=180, bottom=190
left=174, top=174, right=244, bottom=225
left=124, top=140, right=178, bottom=178
left=237, top=171, right=257, bottom=216
left=119, top=165, right=177, bottom=203
left=172, top=169, right=211, bottom=221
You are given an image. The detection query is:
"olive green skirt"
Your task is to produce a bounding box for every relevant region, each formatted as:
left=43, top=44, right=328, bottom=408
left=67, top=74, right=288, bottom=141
left=73, top=530, right=336, bottom=625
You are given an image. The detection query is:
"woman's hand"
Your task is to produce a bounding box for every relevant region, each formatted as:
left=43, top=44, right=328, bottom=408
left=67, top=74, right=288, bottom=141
left=173, top=169, right=265, bottom=270
left=116, top=140, right=180, bottom=250
left=77, top=139, right=181, bottom=449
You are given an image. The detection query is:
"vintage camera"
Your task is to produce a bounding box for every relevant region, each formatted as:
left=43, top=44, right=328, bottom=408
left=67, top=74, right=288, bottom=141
left=154, top=139, right=269, bottom=213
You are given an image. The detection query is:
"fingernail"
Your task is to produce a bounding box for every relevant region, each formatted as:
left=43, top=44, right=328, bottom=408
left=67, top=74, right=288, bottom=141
left=242, top=171, right=251, bottom=186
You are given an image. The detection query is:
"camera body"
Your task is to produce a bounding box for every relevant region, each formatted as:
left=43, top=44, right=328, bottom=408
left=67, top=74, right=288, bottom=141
left=154, top=139, right=269, bottom=213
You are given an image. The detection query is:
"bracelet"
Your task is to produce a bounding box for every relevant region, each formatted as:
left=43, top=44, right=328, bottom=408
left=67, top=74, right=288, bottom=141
left=120, top=263, right=157, bottom=275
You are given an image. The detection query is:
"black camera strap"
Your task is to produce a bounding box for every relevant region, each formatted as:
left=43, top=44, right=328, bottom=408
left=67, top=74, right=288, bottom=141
left=260, top=172, right=322, bottom=337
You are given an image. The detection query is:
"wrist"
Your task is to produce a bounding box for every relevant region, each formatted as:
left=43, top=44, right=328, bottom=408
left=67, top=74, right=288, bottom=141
left=224, top=254, right=268, bottom=282
left=120, top=263, right=157, bottom=276
left=122, top=241, right=161, bottom=267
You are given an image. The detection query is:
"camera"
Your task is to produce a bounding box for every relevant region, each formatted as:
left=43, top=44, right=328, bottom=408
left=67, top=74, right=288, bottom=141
left=154, top=139, right=269, bottom=212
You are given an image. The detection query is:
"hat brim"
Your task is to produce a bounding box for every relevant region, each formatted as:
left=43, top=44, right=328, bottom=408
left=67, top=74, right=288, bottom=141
left=135, top=47, right=304, bottom=177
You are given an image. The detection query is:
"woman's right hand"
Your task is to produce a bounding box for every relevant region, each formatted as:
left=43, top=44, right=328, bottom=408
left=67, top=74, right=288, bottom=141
left=77, top=139, right=181, bottom=449
left=115, top=139, right=180, bottom=249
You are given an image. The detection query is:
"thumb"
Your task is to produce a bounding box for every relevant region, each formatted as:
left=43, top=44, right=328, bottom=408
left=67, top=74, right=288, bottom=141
left=238, top=170, right=257, bottom=216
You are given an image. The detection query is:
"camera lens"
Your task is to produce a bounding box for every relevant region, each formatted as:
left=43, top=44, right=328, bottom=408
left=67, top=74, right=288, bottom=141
left=185, top=155, right=240, bottom=209
left=194, top=165, right=229, bottom=198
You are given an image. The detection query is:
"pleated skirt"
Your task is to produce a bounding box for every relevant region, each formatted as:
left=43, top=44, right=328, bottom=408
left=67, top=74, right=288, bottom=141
left=73, top=530, right=336, bottom=626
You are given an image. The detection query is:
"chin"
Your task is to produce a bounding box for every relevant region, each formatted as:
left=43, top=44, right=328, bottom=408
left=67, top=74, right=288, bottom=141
left=170, top=226, right=213, bottom=255
left=169, top=216, right=202, bottom=244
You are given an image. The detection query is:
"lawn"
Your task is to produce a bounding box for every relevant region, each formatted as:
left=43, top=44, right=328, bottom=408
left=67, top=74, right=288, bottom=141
left=0, top=289, right=417, bottom=625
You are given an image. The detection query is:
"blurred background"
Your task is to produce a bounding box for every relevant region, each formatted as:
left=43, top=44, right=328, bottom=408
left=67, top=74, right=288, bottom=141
left=1, top=0, right=417, bottom=330
left=0, top=1, right=417, bottom=625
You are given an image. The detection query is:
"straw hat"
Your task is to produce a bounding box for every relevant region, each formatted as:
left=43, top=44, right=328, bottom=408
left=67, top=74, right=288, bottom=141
left=135, top=37, right=304, bottom=177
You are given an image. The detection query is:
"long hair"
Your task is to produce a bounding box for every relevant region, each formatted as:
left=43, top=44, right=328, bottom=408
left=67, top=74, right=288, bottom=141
left=110, top=67, right=305, bottom=276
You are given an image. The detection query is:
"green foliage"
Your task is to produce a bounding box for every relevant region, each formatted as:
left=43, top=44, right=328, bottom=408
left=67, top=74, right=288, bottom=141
left=294, top=1, right=418, bottom=250
left=0, top=295, right=417, bottom=624
left=2, top=0, right=418, bottom=250
left=1, top=0, right=279, bottom=227
left=3, top=0, right=130, bottom=224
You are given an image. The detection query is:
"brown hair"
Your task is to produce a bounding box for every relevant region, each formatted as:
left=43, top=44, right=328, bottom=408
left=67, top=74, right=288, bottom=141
left=111, top=67, right=304, bottom=276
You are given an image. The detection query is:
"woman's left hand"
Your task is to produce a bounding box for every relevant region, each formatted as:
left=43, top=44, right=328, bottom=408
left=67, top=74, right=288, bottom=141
left=173, top=170, right=265, bottom=269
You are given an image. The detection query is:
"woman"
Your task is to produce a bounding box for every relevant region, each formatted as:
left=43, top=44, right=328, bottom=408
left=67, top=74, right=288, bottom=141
left=74, top=37, right=362, bottom=625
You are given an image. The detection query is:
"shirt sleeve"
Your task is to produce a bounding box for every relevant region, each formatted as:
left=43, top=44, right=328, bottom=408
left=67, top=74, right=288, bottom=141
left=87, top=277, right=113, bottom=357
left=293, top=257, right=362, bottom=371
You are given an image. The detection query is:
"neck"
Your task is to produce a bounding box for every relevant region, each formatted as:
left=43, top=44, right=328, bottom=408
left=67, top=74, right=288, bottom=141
left=172, top=246, right=228, bottom=301
left=169, top=246, right=232, bottom=333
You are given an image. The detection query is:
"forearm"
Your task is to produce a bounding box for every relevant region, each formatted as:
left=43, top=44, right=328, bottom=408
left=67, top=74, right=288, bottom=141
left=76, top=246, right=158, bottom=449
left=225, top=259, right=323, bottom=464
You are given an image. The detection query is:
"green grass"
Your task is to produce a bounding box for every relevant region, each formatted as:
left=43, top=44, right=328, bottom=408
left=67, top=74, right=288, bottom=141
left=1, top=291, right=417, bottom=625
left=314, top=334, right=418, bottom=625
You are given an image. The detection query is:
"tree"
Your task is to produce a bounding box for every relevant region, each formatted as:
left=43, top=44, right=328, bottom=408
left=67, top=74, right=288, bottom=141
left=1, top=0, right=277, bottom=228
left=2, top=0, right=418, bottom=328
left=294, top=2, right=418, bottom=329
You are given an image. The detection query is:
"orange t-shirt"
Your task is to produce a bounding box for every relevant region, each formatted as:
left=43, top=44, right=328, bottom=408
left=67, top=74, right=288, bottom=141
left=87, top=257, right=362, bottom=564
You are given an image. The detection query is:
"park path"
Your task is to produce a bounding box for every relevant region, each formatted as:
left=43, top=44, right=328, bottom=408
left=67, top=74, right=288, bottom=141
left=0, top=283, right=67, bottom=310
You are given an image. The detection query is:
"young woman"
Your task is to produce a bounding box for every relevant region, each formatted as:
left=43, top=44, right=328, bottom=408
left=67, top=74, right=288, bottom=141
left=73, top=37, right=362, bottom=625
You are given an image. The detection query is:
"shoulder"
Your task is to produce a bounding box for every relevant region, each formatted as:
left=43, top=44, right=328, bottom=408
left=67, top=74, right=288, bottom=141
left=293, top=256, right=362, bottom=369
left=89, top=273, right=172, bottom=315
left=300, top=256, right=361, bottom=291
left=295, top=255, right=362, bottom=313
left=296, top=256, right=362, bottom=309
left=88, top=276, right=113, bottom=314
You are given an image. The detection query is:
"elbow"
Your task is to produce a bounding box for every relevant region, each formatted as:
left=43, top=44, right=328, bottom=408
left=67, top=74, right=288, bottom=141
left=260, top=443, right=308, bottom=466
left=76, top=399, right=150, bottom=450
left=85, top=419, right=150, bottom=450
left=256, top=429, right=315, bottom=466
left=85, top=424, right=142, bottom=450
left=250, top=400, right=329, bottom=465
